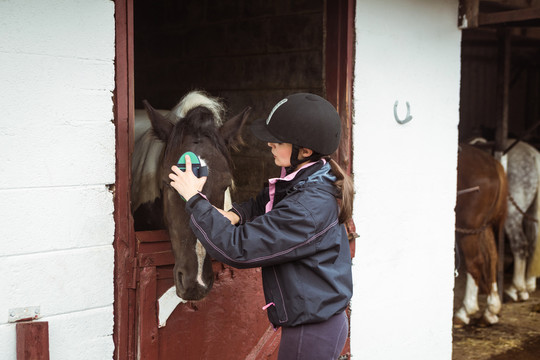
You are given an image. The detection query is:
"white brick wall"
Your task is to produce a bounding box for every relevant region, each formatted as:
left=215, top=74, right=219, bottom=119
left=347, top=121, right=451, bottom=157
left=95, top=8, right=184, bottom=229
left=351, top=1, right=460, bottom=359
left=0, top=1, right=116, bottom=359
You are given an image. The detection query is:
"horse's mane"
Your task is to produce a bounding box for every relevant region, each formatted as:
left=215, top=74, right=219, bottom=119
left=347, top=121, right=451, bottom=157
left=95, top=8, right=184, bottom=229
left=171, top=90, right=225, bottom=126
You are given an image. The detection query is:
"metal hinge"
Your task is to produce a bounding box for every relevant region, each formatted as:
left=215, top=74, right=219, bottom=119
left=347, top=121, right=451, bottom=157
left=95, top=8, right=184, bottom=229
left=8, top=306, right=40, bottom=323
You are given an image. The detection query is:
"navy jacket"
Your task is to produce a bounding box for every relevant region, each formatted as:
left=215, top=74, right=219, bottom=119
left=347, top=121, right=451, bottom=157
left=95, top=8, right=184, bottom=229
left=185, top=160, right=353, bottom=327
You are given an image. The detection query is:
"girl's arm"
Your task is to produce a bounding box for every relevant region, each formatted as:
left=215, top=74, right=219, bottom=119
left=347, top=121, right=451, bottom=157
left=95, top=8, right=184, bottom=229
left=214, top=207, right=240, bottom=225
left=185, top=191, right=339, bottom=269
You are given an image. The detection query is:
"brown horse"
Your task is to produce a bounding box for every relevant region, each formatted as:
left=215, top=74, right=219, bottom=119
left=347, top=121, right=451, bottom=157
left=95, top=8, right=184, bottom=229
left=455, top=144, right=508, bottom=325
left=132, top=91, right=250, bottom=300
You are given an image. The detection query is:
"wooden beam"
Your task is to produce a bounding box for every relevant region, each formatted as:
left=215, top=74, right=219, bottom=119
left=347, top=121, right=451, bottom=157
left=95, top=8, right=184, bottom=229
left=458, top=0, right=480, bottom=29
left=325, top=0, right=355, bottom=174
left=479, top=7, right=540, bottom=26
left=494, top=28, right=511, bottom=300
left=137, top=266, right=159, bottom=360
left=113, top=0, right=136, bottom=359
left=138, top=251, right=175, bottom=268
left=494, top=28, right=510, bottom=156
left=135, top=230, right=169, bottom=243
left=16, top=322, right=49, bottom=360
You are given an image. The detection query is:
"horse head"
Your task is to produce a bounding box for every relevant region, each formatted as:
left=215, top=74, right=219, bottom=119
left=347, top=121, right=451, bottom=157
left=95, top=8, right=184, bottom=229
left=144, top=91, right=250, bottom=300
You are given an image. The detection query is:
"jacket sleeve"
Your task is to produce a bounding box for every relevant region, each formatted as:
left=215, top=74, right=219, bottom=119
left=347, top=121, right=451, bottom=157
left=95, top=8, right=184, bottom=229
left=185, top=193, right=339, bottom=269
left=229, top=187, right=268, bottom=224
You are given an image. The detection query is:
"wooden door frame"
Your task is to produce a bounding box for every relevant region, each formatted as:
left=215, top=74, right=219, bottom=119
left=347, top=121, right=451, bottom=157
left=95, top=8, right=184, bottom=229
left=112, top=1, right=356, bottom=358
left=113, top=0, right=135, bottom=359
left=326, top=0, right=356, bottom=175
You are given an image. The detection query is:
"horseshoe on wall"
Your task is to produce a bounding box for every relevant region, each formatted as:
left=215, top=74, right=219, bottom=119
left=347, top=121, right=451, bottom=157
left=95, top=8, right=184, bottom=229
left=393, top=100, right=413, bottom=125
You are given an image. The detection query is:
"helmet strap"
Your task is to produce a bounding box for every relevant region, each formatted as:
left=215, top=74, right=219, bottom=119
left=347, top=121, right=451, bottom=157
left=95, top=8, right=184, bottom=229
left=286, top=145, right=322, bottom=174
left=286, top=145, right=302, bottom=174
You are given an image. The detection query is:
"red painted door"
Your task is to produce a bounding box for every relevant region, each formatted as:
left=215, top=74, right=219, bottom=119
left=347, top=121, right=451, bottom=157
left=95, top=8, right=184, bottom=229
left=113, top=1, right=356, bottom=359
left=135, top=230, right=280, bottom=359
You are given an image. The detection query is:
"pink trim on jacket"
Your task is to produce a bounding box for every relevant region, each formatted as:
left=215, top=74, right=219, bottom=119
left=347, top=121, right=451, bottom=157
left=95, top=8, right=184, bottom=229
left=265, top=159, right=326, bottom=213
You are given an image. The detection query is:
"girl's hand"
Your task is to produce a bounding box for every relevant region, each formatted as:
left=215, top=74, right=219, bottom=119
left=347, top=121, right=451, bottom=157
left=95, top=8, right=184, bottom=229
left=168, top=156, right=207, bottom=201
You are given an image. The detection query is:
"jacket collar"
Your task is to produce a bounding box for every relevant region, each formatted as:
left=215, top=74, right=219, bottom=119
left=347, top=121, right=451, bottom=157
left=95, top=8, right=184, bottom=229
left=265, top=160, right=331, bottom=213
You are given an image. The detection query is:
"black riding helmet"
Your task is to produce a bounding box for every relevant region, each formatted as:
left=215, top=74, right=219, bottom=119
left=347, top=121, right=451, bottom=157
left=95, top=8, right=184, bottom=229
left=250, top=93, right=342, bottom=157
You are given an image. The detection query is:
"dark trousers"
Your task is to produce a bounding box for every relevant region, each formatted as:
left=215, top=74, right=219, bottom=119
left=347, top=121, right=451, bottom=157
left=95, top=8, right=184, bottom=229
left=278, top=311, right=348, bottom=360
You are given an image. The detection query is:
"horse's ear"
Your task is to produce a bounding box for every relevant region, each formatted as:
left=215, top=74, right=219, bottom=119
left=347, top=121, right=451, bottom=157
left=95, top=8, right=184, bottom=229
left=143, top=100, right=173, bottom=141
left=220, top=106, right=251, bottom=151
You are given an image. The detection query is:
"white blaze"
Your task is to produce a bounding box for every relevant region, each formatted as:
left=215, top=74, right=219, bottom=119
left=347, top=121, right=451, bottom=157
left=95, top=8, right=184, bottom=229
left=195, top=240, right=207, bottom=287
left=224, top=186, right=232, bottom=210
left=193, top=186, right=232, bottom=288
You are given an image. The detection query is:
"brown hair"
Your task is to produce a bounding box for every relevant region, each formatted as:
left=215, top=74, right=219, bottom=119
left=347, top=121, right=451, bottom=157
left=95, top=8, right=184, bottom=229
left=327, top=158, right=354, bottom=224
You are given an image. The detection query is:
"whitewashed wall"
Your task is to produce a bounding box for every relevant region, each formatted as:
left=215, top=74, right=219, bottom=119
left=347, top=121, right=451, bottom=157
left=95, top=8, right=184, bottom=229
left=351, top=0, right=461, bottom=359
left=0, top=1, right=116, bottom=359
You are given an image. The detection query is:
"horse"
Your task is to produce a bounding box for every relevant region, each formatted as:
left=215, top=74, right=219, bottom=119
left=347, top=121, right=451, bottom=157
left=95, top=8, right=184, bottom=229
left=131, top=91, right=251, bottom=300
left=503, top=140, right=540, bottom=301
left=454, top=143, right=508, bottom=326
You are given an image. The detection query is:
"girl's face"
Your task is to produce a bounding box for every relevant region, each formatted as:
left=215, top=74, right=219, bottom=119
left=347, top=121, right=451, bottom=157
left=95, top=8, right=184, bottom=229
left=268, top=142, right=292, bottom=168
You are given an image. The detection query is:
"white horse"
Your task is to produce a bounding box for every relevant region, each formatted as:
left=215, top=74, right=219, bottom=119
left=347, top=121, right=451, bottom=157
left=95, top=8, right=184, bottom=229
left=503, top=140, right=540, bottom=301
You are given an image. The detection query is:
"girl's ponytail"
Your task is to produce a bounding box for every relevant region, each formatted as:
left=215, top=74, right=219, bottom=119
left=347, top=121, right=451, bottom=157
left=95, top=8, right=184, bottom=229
left=327, top=158, right=354, bottom=224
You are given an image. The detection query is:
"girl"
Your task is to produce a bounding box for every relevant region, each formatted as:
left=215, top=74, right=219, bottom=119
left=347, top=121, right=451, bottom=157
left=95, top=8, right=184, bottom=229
left=169, top=93, right=354, bottom=360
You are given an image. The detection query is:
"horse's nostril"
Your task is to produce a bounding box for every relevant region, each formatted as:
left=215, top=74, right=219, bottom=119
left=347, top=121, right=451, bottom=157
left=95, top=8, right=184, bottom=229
left=175, top=271, right=184, bottom=286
